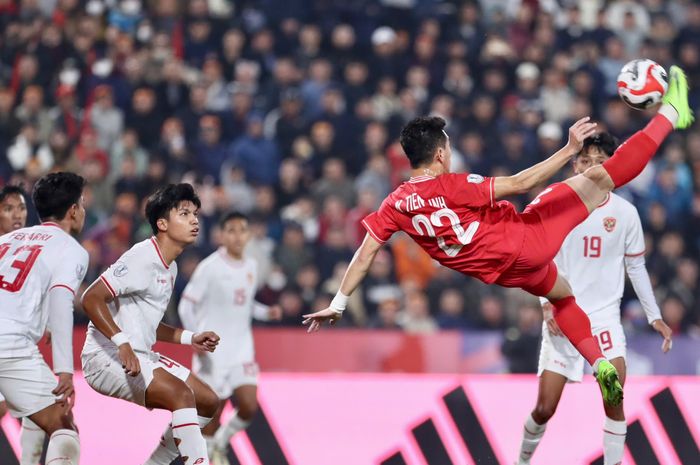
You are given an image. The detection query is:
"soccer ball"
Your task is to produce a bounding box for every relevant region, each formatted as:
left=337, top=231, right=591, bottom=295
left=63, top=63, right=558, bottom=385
left=617, top=59, right=668, bottom=110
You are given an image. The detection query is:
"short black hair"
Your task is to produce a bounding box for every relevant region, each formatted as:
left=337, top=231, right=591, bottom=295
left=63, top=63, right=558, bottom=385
left=579, top=132, right=619, bottom=157
left=32, top=172, right=85, bottom=221
left=0, top=185, right=26, bottom=203
left=145, top=183, right=201, bottom=235
left=220, top=211, right=248, bottom=228
left=399, top=116, right=448, bottom=168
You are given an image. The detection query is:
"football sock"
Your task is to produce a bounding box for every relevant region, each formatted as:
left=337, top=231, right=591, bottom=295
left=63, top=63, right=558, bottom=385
left=214, top=411, right=251, bottom=449
left=45, top=429, right=80, bottom=465
left=603, top=417, right=627, bottom=465
left=172, top=408, right=209, bottom=465
left=518, top=414, right=547, bottom=464
left=20, top=417, right=46, bottom=465
left=144, top=424, right=179, bottom=465
left=602, top=113, right=673, bottom=188
left=550, top=296, right=604, bottom=366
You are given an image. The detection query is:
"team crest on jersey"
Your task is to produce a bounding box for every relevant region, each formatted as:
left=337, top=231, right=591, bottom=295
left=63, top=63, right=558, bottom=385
left=603, top=217, right=617, bottom=233
left=113, top=262, right=128, bottom=277
left=467, top=174, right=484, bottom=184
left=247, top=272, right=254, bottom=284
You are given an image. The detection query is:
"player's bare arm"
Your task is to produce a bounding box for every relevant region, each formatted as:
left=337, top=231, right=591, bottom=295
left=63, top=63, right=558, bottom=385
left=303, top=233, right=383, bottom=332
left=81, top=279, right=141, bottom=376
left=493, top=117, right=598, bottom=199
left=155, top=321, right=220, bottom=353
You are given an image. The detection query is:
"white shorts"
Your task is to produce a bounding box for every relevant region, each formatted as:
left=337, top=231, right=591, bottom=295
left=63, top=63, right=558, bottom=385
left=0, top=351, right=59, bottom=418
left=81, top=349, right=190, bottom=407
left=538, top=316, right=626, bottom=382
left=192, top=354, right=258, bottom=399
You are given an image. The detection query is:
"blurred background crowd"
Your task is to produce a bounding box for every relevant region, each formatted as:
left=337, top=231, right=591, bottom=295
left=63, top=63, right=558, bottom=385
left=1, top=0, right=699, bottom=354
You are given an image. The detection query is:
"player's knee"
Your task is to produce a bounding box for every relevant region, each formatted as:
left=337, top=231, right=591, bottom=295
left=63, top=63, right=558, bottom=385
left=196, top=386, right=220, bottom=418
left=237, top=396, right=258, bottom=420
left=582, top=165, right=614, bottom=191
left=534, top=402, right=557, bottom=423
left=171, top=383, right=197, bottom=409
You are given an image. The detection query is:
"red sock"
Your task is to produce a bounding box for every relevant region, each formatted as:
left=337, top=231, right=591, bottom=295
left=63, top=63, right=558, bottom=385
left=602, top=114, right=672, bottom=187
left=550, top=296, right=604, bottom=366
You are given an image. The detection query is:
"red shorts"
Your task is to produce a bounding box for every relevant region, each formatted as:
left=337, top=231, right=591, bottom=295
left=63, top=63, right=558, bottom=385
left=496, top=182, right=589, bottom=295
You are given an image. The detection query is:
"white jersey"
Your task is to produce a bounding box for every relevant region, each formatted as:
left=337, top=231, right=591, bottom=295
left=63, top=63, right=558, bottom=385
left=0, top=223, right=88, bottom=358
left=83, top=237, right=177, bottom=355
left=179, top=248, right=264, bottom=365
left=553, top=193, right=645, bottom=320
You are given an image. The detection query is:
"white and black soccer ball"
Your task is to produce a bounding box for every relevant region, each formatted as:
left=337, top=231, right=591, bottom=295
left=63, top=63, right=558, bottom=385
left=617, top=59, right=668, bottom=110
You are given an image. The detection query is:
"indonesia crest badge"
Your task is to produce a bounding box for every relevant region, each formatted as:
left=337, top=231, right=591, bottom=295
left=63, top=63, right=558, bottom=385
left=603, top=217, right=616, bottom=233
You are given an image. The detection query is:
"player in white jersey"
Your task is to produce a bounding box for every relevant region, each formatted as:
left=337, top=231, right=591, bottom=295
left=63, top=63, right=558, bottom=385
left=516, top=134, right=673, bottom=465
left=178, top=212, right=282, bottom=464
left=0, top=173, right=89, bottom=465
left=81, top=183, right=221, bottom=465
left=0, top=185, right=56, bottom=465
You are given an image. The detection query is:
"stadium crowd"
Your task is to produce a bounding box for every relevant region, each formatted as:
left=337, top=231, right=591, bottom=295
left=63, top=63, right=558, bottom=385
left=0, top=0, right=699, bottom=344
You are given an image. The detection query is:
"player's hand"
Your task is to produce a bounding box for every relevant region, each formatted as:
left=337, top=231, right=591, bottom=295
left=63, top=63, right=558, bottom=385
left=118, top=343, right=141, bottom=376
left=193, top=331, right=220, bottom=353
left=302, top=308, right=342, bottom=333
left=53, top=373, right=75, bottom=409
left=652, top=319, right=673, bottom=353
left=542, top=302, right=563, bottom=337
left=268, top=305, right=283, bottom=321
left=566, top=117, right=598, bottom=153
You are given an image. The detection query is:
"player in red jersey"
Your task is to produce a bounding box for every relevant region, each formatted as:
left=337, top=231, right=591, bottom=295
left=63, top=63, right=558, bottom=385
left=304, top=66, right=694, bottom=407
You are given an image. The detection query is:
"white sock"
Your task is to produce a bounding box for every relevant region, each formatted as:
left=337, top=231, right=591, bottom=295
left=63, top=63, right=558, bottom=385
left=143, top=424, right=179, bottom=465
left=213, top=412, right=251, bottom=449
left=658, top=103, right=679, bottom=127
left=20, top=417, right=46, bottom=465
left=45, top=429, right=80, bottom=465
left=517, top=414, right=547, bottom=464
left=603, top=417, right=626, bottom=465
left=172, top=408, right=209, bottom=465
left=198, top=415, right=212, bottom=428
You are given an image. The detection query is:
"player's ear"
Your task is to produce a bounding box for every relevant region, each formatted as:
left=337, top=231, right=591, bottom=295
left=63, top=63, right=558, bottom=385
left=435, top=146, right=444, bottom=164
left=157, top=217, right=168, bottom=232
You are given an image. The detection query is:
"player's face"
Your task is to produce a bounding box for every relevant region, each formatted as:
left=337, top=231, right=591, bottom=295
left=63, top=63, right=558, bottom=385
left=222, top=218, right=250, bottom=257
left=0, top=194, right=27, bottom=234
left=69, top=195, right=86, bottom=236
left=573, top=146, right=610, bottom=175
left=165, top=201, right=200, bottom=245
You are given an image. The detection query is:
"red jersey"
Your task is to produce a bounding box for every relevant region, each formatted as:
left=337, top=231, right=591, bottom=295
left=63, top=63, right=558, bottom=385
left=362, top=173, right=525, bottom=284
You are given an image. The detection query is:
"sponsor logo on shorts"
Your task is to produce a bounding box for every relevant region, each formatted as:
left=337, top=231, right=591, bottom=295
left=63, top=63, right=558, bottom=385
left=603, top=217, right=617, bottom=232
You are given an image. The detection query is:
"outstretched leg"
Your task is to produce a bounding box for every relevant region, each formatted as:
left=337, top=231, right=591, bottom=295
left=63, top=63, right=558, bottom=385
left=567, top=66, right=693, bottom=211
left=544, top=274, right=623, bottom=406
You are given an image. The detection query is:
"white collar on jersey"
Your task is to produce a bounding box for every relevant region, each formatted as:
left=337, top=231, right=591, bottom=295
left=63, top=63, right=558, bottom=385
left=408, top=175, right=435, bottom=183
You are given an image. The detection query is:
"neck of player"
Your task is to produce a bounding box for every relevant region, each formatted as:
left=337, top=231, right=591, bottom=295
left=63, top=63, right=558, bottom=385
left=225, top=248, right=243, bottom=261
left=153, top=234, right=186, bottom=265
left=411, top=163, right=445, bottom=179
left=44, top=217, right=74, bottom=236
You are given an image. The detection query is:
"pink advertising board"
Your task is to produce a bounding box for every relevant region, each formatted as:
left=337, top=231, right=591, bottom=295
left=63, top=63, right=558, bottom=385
left=2, top=374, right=698, bottom=464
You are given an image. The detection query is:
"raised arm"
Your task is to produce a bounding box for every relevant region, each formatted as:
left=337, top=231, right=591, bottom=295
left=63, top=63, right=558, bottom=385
left=493, top=117, right=597, bottom=199
left=302, top=233, right=383, bottom=331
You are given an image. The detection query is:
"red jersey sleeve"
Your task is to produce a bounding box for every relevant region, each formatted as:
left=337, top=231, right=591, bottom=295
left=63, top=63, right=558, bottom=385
left=441, top=173, right=495, bottom=208
left=362, top=200, right=398, bottom=244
